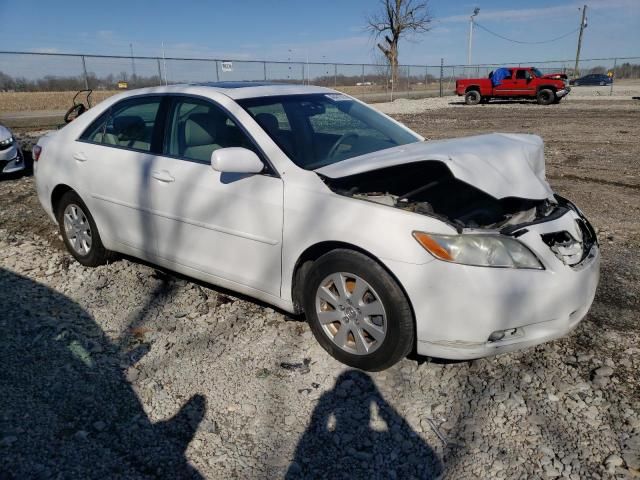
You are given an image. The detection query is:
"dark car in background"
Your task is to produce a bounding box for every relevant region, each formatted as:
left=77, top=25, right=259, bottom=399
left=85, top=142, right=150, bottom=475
left=570, top=74, right=612, bottom=86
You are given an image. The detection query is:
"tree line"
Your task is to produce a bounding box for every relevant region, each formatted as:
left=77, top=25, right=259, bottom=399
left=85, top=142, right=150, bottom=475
left=1, top=63, right=639, bottom=92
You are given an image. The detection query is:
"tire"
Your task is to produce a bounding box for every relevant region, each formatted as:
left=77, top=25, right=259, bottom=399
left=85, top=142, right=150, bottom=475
left=537, top=88, right=555, bottom=105
left=465, top=90, right=481, bottom=105
left=303, top=249, right=414, bottom=371
left=56, top=190, right=110, bottom=267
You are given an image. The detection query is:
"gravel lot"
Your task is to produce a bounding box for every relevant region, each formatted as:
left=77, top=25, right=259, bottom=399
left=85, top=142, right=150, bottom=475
left=1, top=97, right=639, bottom=479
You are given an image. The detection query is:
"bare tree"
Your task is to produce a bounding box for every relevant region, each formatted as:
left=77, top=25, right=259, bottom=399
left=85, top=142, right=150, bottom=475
left=366, top=0, right=433, bottom=86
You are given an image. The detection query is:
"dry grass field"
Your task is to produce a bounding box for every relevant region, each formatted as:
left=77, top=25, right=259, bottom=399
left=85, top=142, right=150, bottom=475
left=0, top=90, right=120, bottom=113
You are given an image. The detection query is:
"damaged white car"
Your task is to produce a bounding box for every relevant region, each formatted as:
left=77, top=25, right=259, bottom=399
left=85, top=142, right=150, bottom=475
left=34, top=83, right=599, bottom=371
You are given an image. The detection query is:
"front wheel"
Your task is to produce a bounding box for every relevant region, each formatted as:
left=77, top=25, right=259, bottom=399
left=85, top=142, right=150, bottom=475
left=465, top=90, right=482, bottom=105
left=56, top=190, right=111, bottom=267
left=537, top=88, right=555, bottom=105
left=303, top=249, right=414, bottom=371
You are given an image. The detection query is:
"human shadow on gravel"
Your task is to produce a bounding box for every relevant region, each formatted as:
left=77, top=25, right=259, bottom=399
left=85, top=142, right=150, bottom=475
left=0, top=268, right=204, bottom=479
left=286, top=370, right=443, bottom=479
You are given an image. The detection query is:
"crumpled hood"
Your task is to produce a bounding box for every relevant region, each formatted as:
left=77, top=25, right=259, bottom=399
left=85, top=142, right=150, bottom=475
left=316, top=133, right=554, bottom=200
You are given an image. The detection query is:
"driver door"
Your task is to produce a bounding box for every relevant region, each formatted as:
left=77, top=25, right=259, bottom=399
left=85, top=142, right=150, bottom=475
left=147, top=95, right=284, bottom=297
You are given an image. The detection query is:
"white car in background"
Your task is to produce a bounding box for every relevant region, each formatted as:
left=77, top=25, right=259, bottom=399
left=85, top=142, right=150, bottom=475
left=33, top=83, right=599, bottom=371
left=0, top=124, right=25, bottom=175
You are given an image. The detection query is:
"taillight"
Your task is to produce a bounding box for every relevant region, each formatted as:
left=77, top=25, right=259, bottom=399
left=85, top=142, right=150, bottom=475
left=33, top=145, right=42, bottom=161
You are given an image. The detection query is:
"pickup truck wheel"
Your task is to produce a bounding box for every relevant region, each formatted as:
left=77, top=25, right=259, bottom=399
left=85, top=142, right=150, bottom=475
left=465, top=90, right=481, bottom=105
left=537, top=89, right=555, bottom=105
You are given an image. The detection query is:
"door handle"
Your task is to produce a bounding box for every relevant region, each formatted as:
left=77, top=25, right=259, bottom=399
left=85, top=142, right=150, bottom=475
left=151, top=170, right=175, bottom=183
left=73, top=152, right=87, bottom=162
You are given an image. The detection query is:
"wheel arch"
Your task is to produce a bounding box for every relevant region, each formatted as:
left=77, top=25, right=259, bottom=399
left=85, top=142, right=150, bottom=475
left=537, top=84, right=557, bottom=93
left=51, top=184, right=75, bottom=217
left=290, top=241, right=417, bottom=341
left=465, top=85, right=481, bottom=93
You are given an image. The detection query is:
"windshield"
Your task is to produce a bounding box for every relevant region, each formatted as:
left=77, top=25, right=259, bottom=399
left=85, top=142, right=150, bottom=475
left=532, top=68, right=544, bottom=77
left=237, top=93, right=420, bottom=170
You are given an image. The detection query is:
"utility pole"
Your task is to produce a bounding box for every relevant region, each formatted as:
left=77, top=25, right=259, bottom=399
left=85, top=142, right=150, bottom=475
left=467, top=7, right=480, bottom=77
left=130, top=43, right=136, bottom=85
left=574, top=5, right=587, bottom=79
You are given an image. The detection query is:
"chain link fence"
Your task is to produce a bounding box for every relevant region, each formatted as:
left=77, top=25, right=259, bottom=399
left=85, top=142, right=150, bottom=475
left=1, top=51, right=639, bottom=115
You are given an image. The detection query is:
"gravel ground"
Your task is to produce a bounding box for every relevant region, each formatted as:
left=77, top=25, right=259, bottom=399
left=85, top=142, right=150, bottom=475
left=1, top=98, right=639, bottom=479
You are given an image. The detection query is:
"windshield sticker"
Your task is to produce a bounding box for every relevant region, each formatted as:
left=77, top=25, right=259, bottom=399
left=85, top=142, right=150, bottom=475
left=325, top=93, right=351, bottom=102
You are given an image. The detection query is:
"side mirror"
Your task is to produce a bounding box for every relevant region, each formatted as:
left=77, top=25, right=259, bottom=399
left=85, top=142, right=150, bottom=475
left=211, top=147, right=264, bottom=174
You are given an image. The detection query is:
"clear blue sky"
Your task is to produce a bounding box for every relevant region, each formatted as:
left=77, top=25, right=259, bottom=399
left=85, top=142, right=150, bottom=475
left=0, top=0, right=638, bottom=66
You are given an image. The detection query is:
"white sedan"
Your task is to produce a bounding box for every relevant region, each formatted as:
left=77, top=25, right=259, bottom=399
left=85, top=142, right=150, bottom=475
left=34, top=83, right=599, bottom=371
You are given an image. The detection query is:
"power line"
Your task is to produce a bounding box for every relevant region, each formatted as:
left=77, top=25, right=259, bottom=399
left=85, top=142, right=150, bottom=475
left=474, top=22, right=580, bottom=45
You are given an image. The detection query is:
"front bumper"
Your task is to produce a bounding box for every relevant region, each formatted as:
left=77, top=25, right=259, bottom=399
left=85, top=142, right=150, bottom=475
left=386, top=206, right=599, bottom=360
left=0, top=145, right=25, bottom=174
left=556, top=87, right=571, bottom=98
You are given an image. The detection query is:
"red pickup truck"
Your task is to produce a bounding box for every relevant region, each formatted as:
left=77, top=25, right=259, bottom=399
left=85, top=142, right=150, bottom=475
left=456, top=67, right=570, bottom=105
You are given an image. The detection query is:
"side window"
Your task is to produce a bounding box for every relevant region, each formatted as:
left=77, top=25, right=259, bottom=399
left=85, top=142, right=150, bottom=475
left=515, top=69, right=528, bottom=80
left=165, top=97, right=257, bottom=163
left=81, top=97, right=161, bottom=152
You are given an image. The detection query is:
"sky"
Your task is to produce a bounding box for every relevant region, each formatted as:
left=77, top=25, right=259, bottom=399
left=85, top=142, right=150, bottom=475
left=0, top=0, right=638, bottom=67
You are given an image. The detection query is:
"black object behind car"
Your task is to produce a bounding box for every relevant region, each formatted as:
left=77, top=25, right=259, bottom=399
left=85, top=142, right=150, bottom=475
left=570, top=74, right=612, bottom=86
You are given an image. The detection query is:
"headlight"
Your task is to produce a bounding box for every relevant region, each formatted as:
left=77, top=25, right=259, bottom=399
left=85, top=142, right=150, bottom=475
left=413, top=232, right=543, bottom=269
left=0, top=136, right=14, bottom=147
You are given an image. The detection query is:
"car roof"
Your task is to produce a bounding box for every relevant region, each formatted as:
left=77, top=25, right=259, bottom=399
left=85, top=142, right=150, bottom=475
left=113, top=82, right=337, bottom=101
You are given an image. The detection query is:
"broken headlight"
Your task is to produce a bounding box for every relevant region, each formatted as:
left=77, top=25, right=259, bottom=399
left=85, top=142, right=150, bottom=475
left=413, top=232, right=543, bottom=269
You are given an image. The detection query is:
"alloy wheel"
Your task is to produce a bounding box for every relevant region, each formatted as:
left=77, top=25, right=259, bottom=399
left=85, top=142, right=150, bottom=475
left=63, top=203, right=92, bottom=255
left=315, top=272, right=387, bottom=355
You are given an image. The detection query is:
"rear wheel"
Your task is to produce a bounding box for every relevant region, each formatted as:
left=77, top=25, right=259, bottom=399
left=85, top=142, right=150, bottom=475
left=465, top=90, right=482, bottom=105
left=303, top=249, right=414, bottom=371
left=56, top=190, right=110, bottom=267
left=537, top=88, right=555, bottom=105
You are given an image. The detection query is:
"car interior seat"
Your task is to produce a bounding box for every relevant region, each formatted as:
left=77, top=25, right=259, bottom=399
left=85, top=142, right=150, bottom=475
left=254, top=112, right=294, bottom=158
left=182, top=112, right=222, bottom=162
left=113, top=115, right=148, bottom=150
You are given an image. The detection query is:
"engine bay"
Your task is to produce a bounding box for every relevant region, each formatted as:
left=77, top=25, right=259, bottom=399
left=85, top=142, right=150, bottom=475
left=322, top=161, right=557, bottom=230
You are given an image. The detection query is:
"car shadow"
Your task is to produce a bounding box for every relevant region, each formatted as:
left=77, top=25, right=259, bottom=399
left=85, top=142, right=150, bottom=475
left=0, top=268, right=204, bottom=479
left=285, top=370, right=443, bottom=479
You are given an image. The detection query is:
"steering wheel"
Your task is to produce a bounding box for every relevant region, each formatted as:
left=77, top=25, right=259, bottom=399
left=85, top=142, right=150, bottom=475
left=64, top=103, right=87, bottom=123
left=327, top=132, right=359, bottom=158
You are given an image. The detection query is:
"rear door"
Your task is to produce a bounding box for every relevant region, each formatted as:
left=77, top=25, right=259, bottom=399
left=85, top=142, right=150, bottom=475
left=147, top=95, right=284, bottom=296
left=493, top=69, right=516, bottom=96
left=75, top=95, right=165, bottom=258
